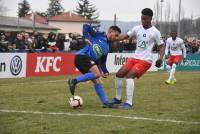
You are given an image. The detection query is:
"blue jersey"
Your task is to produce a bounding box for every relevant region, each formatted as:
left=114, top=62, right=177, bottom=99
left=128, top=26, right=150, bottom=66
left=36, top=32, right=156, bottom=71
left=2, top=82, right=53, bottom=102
left=76, top=24, right=109, bottom=61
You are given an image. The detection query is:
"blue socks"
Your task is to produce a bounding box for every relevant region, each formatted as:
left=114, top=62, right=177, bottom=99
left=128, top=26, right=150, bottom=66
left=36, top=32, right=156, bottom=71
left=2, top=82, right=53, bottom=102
left=75, top=73, right=107, bottom=104
left=94, top=83, right=107, bottom=104
left=76, top=72, right=96, bottom=83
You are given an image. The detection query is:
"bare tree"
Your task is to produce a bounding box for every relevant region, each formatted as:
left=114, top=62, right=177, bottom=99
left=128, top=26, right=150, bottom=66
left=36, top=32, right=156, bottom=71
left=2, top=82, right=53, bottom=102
left=163, top=1, right=171, bottom=35
left=153, top=0, right=160, bottom=24
left=175, top=7, right=185, bottom=21
left=164, top=1, right=171, bottom=21
left=153, top=1, right=199, bottom=39
left=194, top=18, right=200, bottom=38
left=180, top=7, right=185, bottom=19
left=0, top=0, right=7, bottom=15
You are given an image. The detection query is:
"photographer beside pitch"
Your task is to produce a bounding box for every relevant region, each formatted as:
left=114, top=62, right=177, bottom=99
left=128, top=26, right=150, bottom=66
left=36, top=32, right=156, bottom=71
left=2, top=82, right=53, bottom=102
left=109, top=8, right=165, bottom=109
left=68, top=23, right=121, bottom=108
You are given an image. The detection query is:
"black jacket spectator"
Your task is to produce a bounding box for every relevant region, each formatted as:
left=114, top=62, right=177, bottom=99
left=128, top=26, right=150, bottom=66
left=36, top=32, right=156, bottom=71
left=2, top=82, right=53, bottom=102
left=48, top=32, right=57, bottom=52
left=35, top=34, right=48, bottom=51
left=0, top=33, right=9, bottom=52
left=13, top=34, right=26, bottom=50
left=56, top=34, right=65, bottom=51
left=69, top=37, right=86, bottom=51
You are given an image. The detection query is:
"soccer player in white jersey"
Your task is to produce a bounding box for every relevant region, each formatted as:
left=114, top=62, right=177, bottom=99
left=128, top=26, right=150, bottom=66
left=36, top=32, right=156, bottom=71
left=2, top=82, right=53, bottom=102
left=109, top=8, right=165, bottom=109
left=165, top=31, right=186, bottom=84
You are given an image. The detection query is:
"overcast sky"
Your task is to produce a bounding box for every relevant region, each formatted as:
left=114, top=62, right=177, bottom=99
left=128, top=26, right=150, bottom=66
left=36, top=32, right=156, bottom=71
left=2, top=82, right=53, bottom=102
left=2, top=0, right=200, bottom=21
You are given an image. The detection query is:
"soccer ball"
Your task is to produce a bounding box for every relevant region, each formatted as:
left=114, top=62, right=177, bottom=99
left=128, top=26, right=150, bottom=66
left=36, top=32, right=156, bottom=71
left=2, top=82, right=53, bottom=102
left=69, top=96, right=83, bottom=108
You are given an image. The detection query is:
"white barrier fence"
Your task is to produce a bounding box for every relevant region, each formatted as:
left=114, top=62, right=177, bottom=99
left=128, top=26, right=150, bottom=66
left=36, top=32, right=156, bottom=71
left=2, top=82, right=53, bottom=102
left=0, top=53, right=159, bottom=78
left=0, top=53, right=26, bottom=78
left=106, top=53, right=159, bottom=73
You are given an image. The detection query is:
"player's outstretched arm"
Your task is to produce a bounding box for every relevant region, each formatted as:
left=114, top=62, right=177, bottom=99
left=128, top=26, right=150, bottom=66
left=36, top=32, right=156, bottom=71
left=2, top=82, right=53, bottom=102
left=82, top=24, right=99, bottom=41
left=159, top=44, right=165, bottom=60
left=115, top=34, right=129, bottom=41
left=82, top=24, right=91, bottom=40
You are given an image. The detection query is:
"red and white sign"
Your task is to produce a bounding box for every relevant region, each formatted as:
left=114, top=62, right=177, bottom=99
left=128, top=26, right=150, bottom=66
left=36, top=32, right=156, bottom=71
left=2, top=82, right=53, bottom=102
left=26, top=53, right=79, bottom=77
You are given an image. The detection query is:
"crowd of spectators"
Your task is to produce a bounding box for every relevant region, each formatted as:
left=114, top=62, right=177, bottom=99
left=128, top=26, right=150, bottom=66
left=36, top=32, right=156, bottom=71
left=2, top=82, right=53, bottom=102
left=109, top=38, right=136, bottom=53
left=184, top=39, right=200, bottom=54
left=0, top=31, right=200, bottom=54
left=99, top=36, right=200, bottom=54
left=0, top=31, right=86, bottom=53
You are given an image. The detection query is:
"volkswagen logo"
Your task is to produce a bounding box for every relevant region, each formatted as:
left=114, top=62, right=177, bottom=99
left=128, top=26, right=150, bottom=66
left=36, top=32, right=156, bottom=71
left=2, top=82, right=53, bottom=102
left=10, top=55, right=22, bottom=76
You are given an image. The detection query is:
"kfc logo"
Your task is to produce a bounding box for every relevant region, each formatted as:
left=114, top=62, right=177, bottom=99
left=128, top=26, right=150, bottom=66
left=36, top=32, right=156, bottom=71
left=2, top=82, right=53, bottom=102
left=35, top=56, right=61, bottom=72
left=26, top=53, right=79, bottom=77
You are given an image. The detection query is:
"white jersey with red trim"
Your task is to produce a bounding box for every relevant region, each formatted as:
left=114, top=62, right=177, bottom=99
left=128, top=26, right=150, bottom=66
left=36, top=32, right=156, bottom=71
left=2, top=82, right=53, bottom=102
left=127, top=25, right=163, bottom=63
left=165, top=37, right=186, bottom=58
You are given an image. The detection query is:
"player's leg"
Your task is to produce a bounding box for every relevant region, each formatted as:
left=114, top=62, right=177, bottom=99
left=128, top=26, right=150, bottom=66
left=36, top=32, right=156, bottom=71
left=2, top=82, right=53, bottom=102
left=110, top=58, right=134, bottom=105
left=124, top=70, right=136, bottom=107
left=114, top=76, right=123, bottom=102
left=166, top=55, right=182, bottom=84
left=168, top=63, right=176, bottom=82
left=165, top=56, right=174, bottom=84
left=116, top=69, right=136, bottom=109
left=91, top=66, right=107, bottom=105
left=168, top=64, right=177, bottom=84
left=171, top=55, right=182, bottom=84
left=118, top=59, right=151, bottom=109
left=74, top=55, right=101, bottom=83
left=166, top=64, right=171, bottom=73
left=68, top=55, right=100, bottom=95
left=91, top=78, right=111, bottom=107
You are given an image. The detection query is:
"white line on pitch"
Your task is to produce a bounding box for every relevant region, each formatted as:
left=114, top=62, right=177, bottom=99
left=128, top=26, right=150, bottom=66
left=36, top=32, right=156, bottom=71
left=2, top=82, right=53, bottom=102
left=0, top=109, right=199, bottom=125
left=0, top=80, right=65, bottom=86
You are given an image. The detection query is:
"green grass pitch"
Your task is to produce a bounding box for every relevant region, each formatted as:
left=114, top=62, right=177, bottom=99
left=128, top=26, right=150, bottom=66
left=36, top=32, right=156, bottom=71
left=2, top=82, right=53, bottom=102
left=0, top=71, right=200, bottom=134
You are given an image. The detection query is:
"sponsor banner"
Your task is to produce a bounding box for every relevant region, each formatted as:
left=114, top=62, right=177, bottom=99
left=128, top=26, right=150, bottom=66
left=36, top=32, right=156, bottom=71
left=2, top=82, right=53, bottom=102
left=163, top=54, right=200, bottom=71
left=26, top=53, right=79, bottom=77
left=106, top=53, right=159, bottom=73
left=0, top=53, right=26, bottom=78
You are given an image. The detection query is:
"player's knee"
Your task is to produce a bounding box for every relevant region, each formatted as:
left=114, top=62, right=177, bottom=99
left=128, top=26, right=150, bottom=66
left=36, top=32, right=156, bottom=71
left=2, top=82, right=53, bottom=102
left=172, top=64, right=176, bottom=68
left=126, top=73, right=136, bottom=79
left=116, top=72, right=124, bottom=78
left=95, top=74, right=101, bottom=78
left=92, top=79, right=101, bottom=84
left=166, top=65, right=171, bottom=71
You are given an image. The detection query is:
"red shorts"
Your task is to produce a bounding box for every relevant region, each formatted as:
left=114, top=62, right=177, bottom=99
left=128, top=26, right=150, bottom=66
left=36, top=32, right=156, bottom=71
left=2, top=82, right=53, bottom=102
left=168, top=55, right=182, bottom=66
left=123, top=58, right=152, bottom=78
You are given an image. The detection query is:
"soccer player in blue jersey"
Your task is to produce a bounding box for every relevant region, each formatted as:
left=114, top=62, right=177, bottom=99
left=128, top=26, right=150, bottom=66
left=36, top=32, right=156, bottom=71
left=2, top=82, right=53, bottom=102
left=68, top=24, right=121, bottom=107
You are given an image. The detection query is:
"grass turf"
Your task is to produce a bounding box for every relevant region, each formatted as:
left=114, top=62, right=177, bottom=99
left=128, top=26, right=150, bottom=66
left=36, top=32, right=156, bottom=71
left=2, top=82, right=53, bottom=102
left=0, top=71, right=200, bottom=134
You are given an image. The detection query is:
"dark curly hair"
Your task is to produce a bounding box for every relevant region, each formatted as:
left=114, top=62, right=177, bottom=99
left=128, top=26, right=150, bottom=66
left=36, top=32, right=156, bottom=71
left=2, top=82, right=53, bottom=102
left=141, top=8, right=153, bottom=17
